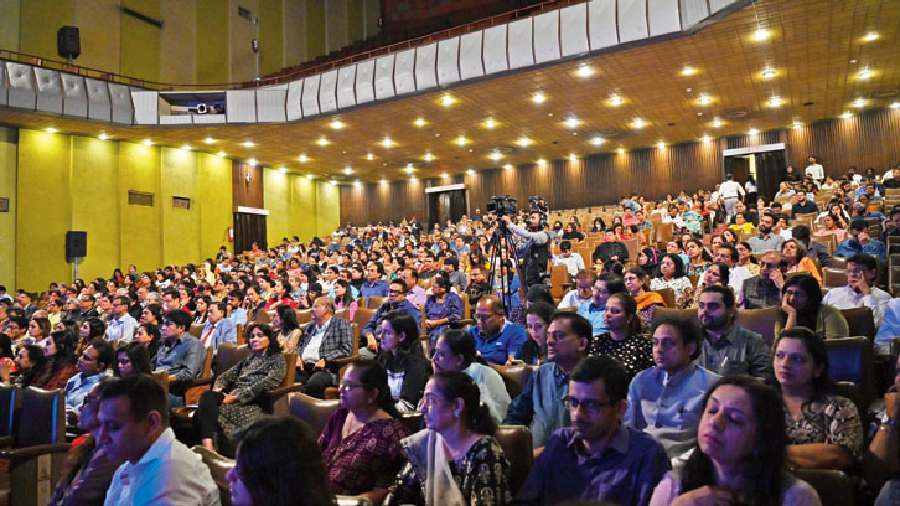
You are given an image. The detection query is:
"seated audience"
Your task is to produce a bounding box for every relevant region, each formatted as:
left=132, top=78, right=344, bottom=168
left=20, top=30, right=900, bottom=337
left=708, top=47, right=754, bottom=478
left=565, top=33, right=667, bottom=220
left=837, top=219, right=885, bottom=259
left=697, top=286, right=773, bottom=379
left=65, top=339, right=115, bottom=422
left=697, top=261, right=729, bottom=292
left=99, top=375, right=219, bottom=505
left=360, top=262, right=390, bottom=298
left=792, top=224, right=830, bottom=264
left=522, top=301, right=555, bottom=364
left=271, top=303, right=300, bottom=353
left=781, top=239, right=823, bottom=284
left=133, top=323, right=161, bottom=361
left=385, top=371, right=512, bottom=506
left=517, top=356, right=670, bottom=505
left=748, top=213, right=785, bottom=253
left=588, top=292, right=653, bottom=381
left=227, top=416, right=335, bottom=506
left=153, top=309, right=205, bottom=405
left=105, top=295, right=137, bottom=343
left=875, top=298, right=900, bottom=355
left=592, top=230, right=630, bottom=265
left=196, top=323, right=286, bottom=451
left=333, top=279, right=358, bottom=318
left=362, top=280, right=422, bottom=358
left=553, top=240, right=585, bottom=277
left=114, top=341, right=152, bottom=377
left=822, top=253, right=890, bottom=326
left=433, top=329, right=510, bottom=423
left=628, top=315, right=720, bottom=461
left=505, top=312, right=589, bottom=449
left=741, top=251, right=786, bottom=309
left=624, top=267, right=665, bottom=331
left=650, top=254, right=694, bottom=309
left=558, top=270, right=595, bottom=309
left=376, top=311, right=431, bottom=413
left=296, top=297, right=353, bottom=398
left=423, top=275, right=463, bottom=353
left=648, top=376, right=821, bottom=505
left=467, top=295, right=528, bottom=365
left=577, top=273, right=624, bottom=337
left=199, top=301, right=237, bottom=351
left=774, top=327, right=863, bottom=470
left=778, top=274, right=849, bottom=339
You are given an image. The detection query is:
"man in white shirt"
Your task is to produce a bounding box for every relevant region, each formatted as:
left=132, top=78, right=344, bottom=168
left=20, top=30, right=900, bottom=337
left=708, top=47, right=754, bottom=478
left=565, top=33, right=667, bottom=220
left=100, top=375, right=219, bottom=506
left=714, top=243, right=753, bottom=300
left=553, top=241, right=585, bottom=277
left=822, top=254, right=890, bottom=326
left=805, top=155, right=824, bottom=183
left=105, top=295, right=138, bottom=343
left=558, top=270, right=595, bottom=309
left=718, top=174, right=745, bottom=221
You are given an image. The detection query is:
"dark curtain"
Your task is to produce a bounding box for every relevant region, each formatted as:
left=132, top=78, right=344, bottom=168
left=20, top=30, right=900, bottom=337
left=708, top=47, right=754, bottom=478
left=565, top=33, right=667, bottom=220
left=427, top=190, right=468, bottom=226
left=754, top=150, right=787, bottom=203
left=233, top=212, right=267, bottom=254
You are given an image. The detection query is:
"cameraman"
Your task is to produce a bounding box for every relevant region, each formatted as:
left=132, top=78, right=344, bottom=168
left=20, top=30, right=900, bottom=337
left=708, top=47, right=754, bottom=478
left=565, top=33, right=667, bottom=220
left=500, top=211, right=553, bottom=287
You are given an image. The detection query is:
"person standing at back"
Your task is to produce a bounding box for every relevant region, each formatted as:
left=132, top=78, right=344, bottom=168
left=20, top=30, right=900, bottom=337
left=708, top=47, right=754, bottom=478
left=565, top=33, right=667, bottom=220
left=718, top=174, right=745, bottom=222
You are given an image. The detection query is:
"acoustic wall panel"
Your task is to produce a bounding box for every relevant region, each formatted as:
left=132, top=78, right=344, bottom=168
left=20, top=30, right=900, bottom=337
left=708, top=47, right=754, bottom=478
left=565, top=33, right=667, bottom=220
left=6, top=62, right=36, bottom=110
left=108, top=84, right=133, bottom=124
left=257, top=88, right=287, bottom=122
left=0, top=62, right=6, bottom=106
left=414, top=43, right=437, bottom=90
left=131, top=91, right=157, bottom=124
left=374, top=55, right=395, bottom=99
left=588, top=0, right=618, bottom=50
left=61, top=73, right=87, bottom=117
left=680, top=0, right=710, bottom=28
left=507, top=18, right=534, bottom=69
left=394, top=49, right=416, bottom=95
left=319, top=70, right=338, bottom=113
left=355, top=59, right=375, bottom=104
left=649, top=0, right=682, bottom=36
left=286, top=79, right=303, bottom=120
left=226, top=90, right=256, bottom=123
left=482, top=25, right=508, bottom=74
left=533, top=11, right=561, bottom=64
left=301, top=74, right=321, bottom=116
left=336, top=66, right=356, bottom=108
left=618, top=0, right=649, bottom=42
left=560, top=3, right=589, bottom=57
left=437, top=36, right=461, bottom=86
left=459, top=31, right=484, bottom=80
left=85, top=78, right=111, bottom=121
left=34, top=68, right=62, bottom=114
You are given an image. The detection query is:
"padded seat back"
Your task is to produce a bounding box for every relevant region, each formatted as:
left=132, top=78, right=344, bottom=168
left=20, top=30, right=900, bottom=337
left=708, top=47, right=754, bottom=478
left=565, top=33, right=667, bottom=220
left=489, top=364, right=535, bottom=399
left=189, top=323, right=203, bottom=338
left=653, top=307, right=695, bottom=321
left=735, top=307, right=780, bottom=347
left=399, top=413, right=424, bottom=435
left=295, top=310, right=312, bottom=325
left=495, top=425, right=533, bottom=495
left=840, top=307, right=875, bottom=342
left=151, top=371, right=171, bottom=397
left=288, top=392, right=340, bottom=435
left=18, top=387, right=65, bottom=447
left=823, top=268, right=848, bottom=289
left=0, top=385, right=15, bottom=438
left=192, top=446, right=235, bottom=506
left=365, top=296, right=384, bottom=309
left=216, top=344, right=251, bottom=375
left=652, top=288, right=676, bottom=308
left=826, top=337, right=874, bottom=411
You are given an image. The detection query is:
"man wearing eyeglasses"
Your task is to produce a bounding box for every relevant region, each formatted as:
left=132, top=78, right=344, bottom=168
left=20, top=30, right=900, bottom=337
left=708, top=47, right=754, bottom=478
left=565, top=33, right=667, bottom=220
left=105, top=295, right=138, bottom=343
left=516, top=355, right=670, bottom=505
left=152, top=310, right=204, bottom=407
left=467, top=295, right=528, bottom=365
left=740, top=251, right=785, bottom=310
left=361, top=280, right=421, bottom=359
left=296, top=297, right=352, bottom=398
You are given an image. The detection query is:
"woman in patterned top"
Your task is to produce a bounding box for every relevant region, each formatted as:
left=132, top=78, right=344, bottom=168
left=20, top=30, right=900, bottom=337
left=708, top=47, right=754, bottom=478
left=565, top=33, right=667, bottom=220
left=650, top=254, right=695, bottom=309
left=386, top=371, right=512, bottom=506
left=773, top=327, right=863, bottom=470
left=318, top=359, right=409, bottom=502
left=624, top=267, right=665, bottom=332
left=587, top=292, right=653, bottom=382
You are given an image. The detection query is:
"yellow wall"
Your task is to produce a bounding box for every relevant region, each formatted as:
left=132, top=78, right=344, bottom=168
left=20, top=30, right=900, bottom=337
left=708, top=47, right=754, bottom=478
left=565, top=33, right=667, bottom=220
left=263, top=171, right=340, bottom=245
left=160, top=0, right=197, bottom=83
left=316, top=182, right=341, bottom=237
left=0, top=0, right=21, bottom=51
left=259, top=0, right=284, bottom=77
left=305, top=0, right=326, bottom=63
left=196, top=0, right=229, bottom=84
left=120, top=0, right=162, bottom=82
left=0, top=128, right=17, bottom=291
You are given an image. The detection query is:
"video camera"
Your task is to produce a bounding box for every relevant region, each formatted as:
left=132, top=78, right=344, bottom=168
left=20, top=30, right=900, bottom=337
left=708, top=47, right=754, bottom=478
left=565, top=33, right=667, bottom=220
left=486, top=195, right=518, bottom=217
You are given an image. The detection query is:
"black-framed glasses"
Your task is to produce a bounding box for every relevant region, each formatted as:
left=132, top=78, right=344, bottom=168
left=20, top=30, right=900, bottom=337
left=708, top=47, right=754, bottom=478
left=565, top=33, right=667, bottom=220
left=562, top=396, right=613, bottom=412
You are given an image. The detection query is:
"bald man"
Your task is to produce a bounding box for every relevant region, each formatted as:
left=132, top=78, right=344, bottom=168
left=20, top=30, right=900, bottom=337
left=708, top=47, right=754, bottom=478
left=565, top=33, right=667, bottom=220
left=466, top=295, right=529, bottom=365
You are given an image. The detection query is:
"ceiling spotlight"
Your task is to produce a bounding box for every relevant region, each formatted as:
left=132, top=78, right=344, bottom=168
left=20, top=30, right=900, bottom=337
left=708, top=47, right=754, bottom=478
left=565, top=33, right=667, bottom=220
left=45, top=127, right=57, bottom=134
left=98, top=133, right=109, bottom=140
left=767, top=96, right=784, bottom=108
left=891, top=102, right=900, bottom=109
left=751, top=27, right=771, bottom=42
left=203, top=137, right=216, bottom=144
left=531, top=91, right=546, bottom=104
left=143, top=139, right=153, bottom=146
left=841, top=111, right=853, bottom=119
left=247, top=158, right=258, bottom=166
left=413, top=117, right=427, bottom=127
left=279, top=167, right=288, bottom=174
left=343, top=166, right=354, bottom=175
left=489, top=150, right=503, bottom=161
left=702, top=134, right=712, bottom=144
left=330, top=180, right=337, bottom=186
left=680, top=65, right=698, bottom=77
left=306, top=174, right=314, bottom=180
left=366, top=153, right=375, bottom=161
left=697, top=94, right=713, bottom=106
left=862, top=31, right=880, bottom=42
left=857, top=67, right=873, bottom=80
left=616, top=147, right=626, bottom=155
left=590, top=136, right=606, bottom=146
left=381, top=136, right=395, bottom=148
left=440, top=93, right=456, bottom=107
left=180, top=144, right=192, bottom=151
left=454, top=135, right=469, bottom=146
left=516, top=136, right=532, bottom=147
left=241, top=141, right=255, bottom=148
left=656, top=141, right=666, bottom=150
left=631, top=118, right=646, bottom=129
left=564, top=116, right=580, bottom=129
left=423, top=152, right=435, bottom=162
left=712, top=117, right=723, bottom=128
left=466, top=169, right=476, bottom=175
left=316, top=136, right=330, bottom=147
left=503, top=163, right=514, bottom=171
left=409, top=176, right=418, bottom=182
left=379, top=178, right=388, bottom=184
left=353, top=180, right=362, bottom=187
left=441, top=173, right=450, bottom=179
left=536, top=158, right=547, bottom=167
left=575, top=63, right=593, bottom=78
left=404, top=164, right=415, bottom=174
left=216, top=151, right=226, bottom=158
left=792, top=121, right=803, bottom=129
left=298, top=153, right=309, bottom=163
left=568, top=153, right=578, bottom=162
left=748, top=128, right=759, bottom=135
left=608, top=94, right=624, bottom=107
left=761, top=67, right=778, bottom=80
left=852, top=97, right=866, bottom=108
left=483, top=117, right=497, bottom=129
left=329, top=119, right=345, bottom=130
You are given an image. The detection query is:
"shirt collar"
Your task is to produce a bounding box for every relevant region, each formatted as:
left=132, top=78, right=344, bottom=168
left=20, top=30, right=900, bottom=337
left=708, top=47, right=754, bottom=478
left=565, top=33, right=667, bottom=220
left=567, top=423, right=630, bottom=457
left=136, top=427, right=175, bottom=466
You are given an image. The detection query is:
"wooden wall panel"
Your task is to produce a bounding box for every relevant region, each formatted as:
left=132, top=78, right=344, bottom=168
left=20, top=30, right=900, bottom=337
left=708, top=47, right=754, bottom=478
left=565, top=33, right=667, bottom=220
left=232, top=160, right=264, bottom=209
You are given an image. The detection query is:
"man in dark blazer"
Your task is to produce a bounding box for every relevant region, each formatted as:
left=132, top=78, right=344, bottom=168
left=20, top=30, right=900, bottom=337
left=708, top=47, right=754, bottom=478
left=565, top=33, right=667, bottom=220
left=296, top=297, right=353, bottom=398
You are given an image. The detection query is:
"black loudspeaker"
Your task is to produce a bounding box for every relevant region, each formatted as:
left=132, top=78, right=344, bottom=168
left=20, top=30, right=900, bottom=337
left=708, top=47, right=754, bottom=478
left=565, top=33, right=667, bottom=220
left=66, top=231, right=87, bottom=260
left=57, top=26, right=81, bottom=60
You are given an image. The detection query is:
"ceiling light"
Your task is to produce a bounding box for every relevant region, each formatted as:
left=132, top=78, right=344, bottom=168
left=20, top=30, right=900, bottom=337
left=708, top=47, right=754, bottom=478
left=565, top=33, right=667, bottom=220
left=203, top=137, right=216, bottom=144
left=631, top=118, right=646, bottom=129
left=404, top=164, right=415, bottom=174
left=608, top=94, right=624, bottom=107
left=45, top=127, right=57, bottom=134
left=503, top=164, right=514, bottom=171
left=343, top=166, right=354, bottom=175
left=616, top=147, right=626, bottom=155
left=712, top=117, right=723, bottom=128
left=98, top=133, right=109, bottom=140
left=366, top=153, right=375, bottom=161
left=454, top=135, right=469, bottom=146
left=751, top=27, right=771, bottom=42
left=413, top=117, right=427, bottom=127
left=536, top=158, right=547, bottom=167
left=489, top=150, right=503, bottom=161
left=330, top=180, right=337, bottom=186
left=761, top=67, right=778, bottom=80
left=305, top=174, right=314, bottom=180
left=466, top=169, right=476, bottom=175
left=680, top=65, right=698, bottom=76
left=697, top=94, right=713, bottom=106
left=316, top=137, right=330, bottom=146
left=381, top=136, right=394, bottom=148
left=857, top=67, right=873, bottom=80
left=180, top=144, right=192, bottom=151
left=298, top=153, right=309, bottom=163
left=531, top=91, right=546, bottom=104
left=841, top=111, right=853, bottom=119
left=516, top=136, right=532, bottom=147
left=247, top=158, right=258, bottom=166
left=142, top=139, right=153, bottom=146
left=216, top=151, right=226, bottom=157
left=379, top=178, right=388, bottom=184
left=590, top=136, right=606, bottom=146
left=483, top=117, right=497, bottom=129
left=575, top=63, right=593, bottom=78
left=748, top=128, right=759, bottom=135
left=891, top=102, right=900, bottom=109
left=656, top=141, right=666, bottom=150
left=792, top=121, right=803, bottom=129
left=862, top=31, right=880, bottom=42
left=409, top=176, right=418, bottom=182
left=241, top=141, right=255, bottom=148
left=279, top=167, right=288, bottom=174
left=852, top=97, right=866, bottom=108
left=564, top=116, right=580, bottom=129
left=329, top=119, right=345, bottom=130
left=568, top=153, right=578, bottom=162
left=767, top=95, right=784, bottom=108
left=423, top=152, right=435, bottom=162
left=441, top=173, right=450, bottom=179
left=702, top=134, right=711, bottom=143
left=440, top=93, right=456, bottom=107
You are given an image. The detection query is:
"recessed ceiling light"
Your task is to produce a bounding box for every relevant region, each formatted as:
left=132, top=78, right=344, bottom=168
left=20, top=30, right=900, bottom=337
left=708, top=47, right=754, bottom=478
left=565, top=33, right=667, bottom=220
left=329, top=119, right=345, bottom=130
left=330, top=180, right=337, bottom=186
left=381, top=136, right=394, bottom=148
left=536, top=158, right=547, bottom=167
left=767, top=96, right=784, bottom=108
left=656, top=141, right=666, bottom=150
left=45, top=127, right=57, bottom=134
left=143, top=139, right=153, bottom=146
left=503, top=164, right=513, bottom=170
left=203, top=137, right=216, bottom=144
left=366, top=152, right=375, bottom=161
left=697, top=94, right=713, bottom=106
left=379, top=178, right=388, bottom=184
left=891, top=102, right=900, bottom=109
left=701, top=134, right=712, bottom=143
left=316, top=136, right=330, bottom=147
left=423, top=152, right=435, bottom=162
left=862, top=31, right=880, bottom=42
left=404, top=164, right=415, bottom=174
left=353, top=180, right=362, bottom=187
left=248, top=158, right=258, bottom=166
left=454, top=135, right=469, bottom=146
left=608, top=94, right=624, bottom=107
left=466, top=169, right=476, bottom=175
left=180, top=144, right=192, bottom=151
left=575, top=63, right=593, bottom=78
left=305, top=174, right=314, bottom=180
left=761, top=67, right=778, bottom=80
left=751, top=27, right=771, bottom=42
left=441, top=173, right=450, bottom=179
left=516, top=136, right=532, bottom=147
left=216, top=151, right=226, bottom=158
left=242, top=141, right=255, bottom=148
left=98, top=133, right=109, bottom=140
left=792, top=120, right=803, bottom=129
left=712, top=117, right=723, bottom=128
left=413, top=117, right=427, bottom=127
left=564, top=116, right=580, bottom=129
left=489, top=150, right=503, bottom=161
left=616, top=147, right=626, bottom=155
left=568, top=153, right=578, bottom=162
left=631, top=118, right=646, bottom=129
left=841, top=111, right=853, bottom=119
left=440, top=93, right=456, bottom=107
left=531, top=91, right=546, bottom=104
left=857, top=67, right=873, bottom=80
left=343, top=166, right=354, bottom=175
left=483, top=117, right=497, bottom=129
left=279, top=167, right=288, bottom=174
left=298, top=153, right=309, bottom=163
left=748, top=128, right=759, bottom=135
left=852, top=97, right=866, bottom=108
left=590, top=136, right=606, bottom=146
left=680, top=65, right=698, bottom=76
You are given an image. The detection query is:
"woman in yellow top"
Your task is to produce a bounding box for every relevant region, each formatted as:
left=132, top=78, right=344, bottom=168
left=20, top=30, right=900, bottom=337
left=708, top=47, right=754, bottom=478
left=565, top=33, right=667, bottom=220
left=727, top=212, right=755, bottom=235
left=781, top=239, right=822, bottom=285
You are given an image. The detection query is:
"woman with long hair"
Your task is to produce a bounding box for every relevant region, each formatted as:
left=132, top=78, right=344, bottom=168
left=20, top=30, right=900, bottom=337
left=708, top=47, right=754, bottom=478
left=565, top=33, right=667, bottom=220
left=781, top=239, right=822, bottom=284
left=587, top=292, right=653, bottom=381
left=684, top=239, right=712, bottom=278
left=318, top=359, right=409, bottom=503
left=376, top=311, right=431, bottom=413
left=0, top=345, right=47, bottom=387
left=133, top=322, right=161, bottom=361
left=77, top=318, right=106, bottom=355
left=779, top=274, right=848, bottom=339
left=736, top=241, right=759, bottom=276
left=272, top=304, right=301, bottom=353
left=649, top=376, right=821, bottom=506
left=423, top=275, right=463, bottom=353
left=333, top=278, right=359, bottom=320
left=385, top=371, right=512, bottom=506
left=697, top=262, right=730, bottom=291
left=114, top=341, right=152, bottom=377
left=813, top=213, right=848, bottom=243
left=650, top=254, right=695, bottom=309
left=624, top=267, right=665, bottom=332
left=38, top=329, right=78, bottom=388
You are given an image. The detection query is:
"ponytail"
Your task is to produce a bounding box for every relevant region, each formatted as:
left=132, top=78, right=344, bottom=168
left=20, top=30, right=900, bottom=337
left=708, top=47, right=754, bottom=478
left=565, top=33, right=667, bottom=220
left=432, top=371, right=496, bottom=435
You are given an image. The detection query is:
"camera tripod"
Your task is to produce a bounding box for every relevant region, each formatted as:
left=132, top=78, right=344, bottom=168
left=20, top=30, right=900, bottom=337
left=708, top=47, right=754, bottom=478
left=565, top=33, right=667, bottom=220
left=485, top=218, right=528, bottom=319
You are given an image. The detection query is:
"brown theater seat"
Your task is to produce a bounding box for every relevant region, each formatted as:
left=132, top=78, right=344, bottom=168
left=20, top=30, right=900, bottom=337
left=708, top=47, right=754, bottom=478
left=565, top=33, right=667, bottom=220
left=288, top=392, right=340, bottom=435
left=489, top=364, right=535, bottom=399
left=840, top=307, right=875, bottom=342
left=495, top=425, right=533, bottom=495
left=826, top=337, right=875, bottom=413
left=792, top=469, right=856, bottom=506
left=735, top=307, right=779, bottom=347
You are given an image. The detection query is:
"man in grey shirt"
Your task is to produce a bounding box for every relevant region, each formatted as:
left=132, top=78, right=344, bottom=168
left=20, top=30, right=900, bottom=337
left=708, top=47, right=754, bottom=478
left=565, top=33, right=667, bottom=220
left=748, top=213, right=785, bottom=253
left=696, top=285, right=772, bottom=381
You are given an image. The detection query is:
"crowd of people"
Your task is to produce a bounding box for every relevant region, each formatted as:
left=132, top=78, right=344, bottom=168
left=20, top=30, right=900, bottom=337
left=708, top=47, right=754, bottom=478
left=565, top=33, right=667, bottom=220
left=3, top=159, right=900, bottom=505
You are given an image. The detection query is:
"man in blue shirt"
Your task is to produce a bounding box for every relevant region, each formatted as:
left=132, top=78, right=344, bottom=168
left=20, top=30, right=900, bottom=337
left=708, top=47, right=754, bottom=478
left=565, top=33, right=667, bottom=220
left=361, top=280, right=421, bottom=358
left=467, top=295, right=528, bottom=365
left=577, top=273, right=625, bottom=336
left=836, top=219, right=885, bottom=259
left=153, top=309, right=205, bottom=406
left=516, top=356, right=670, bottom=505
left=65, top=339, right=115, bottom=424
left=359, top=262, right=390, bottom=299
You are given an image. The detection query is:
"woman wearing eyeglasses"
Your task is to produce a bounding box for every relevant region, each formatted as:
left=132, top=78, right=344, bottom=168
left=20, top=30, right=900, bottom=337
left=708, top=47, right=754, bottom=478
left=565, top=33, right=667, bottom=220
left=778, top=274, right=848, bottom=340
left=318, top=359, right=408, bottom=504
left=385, top=371, right=512, bottom=506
